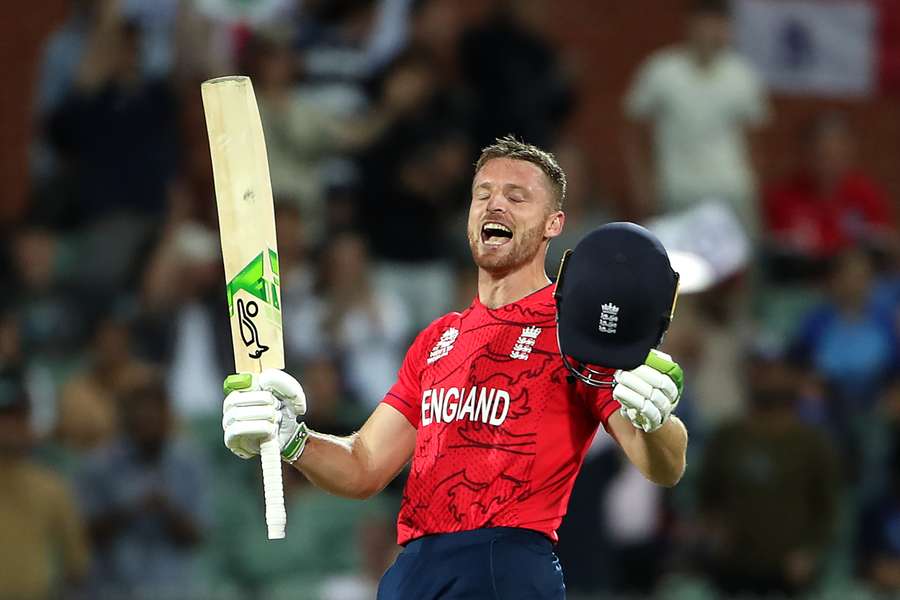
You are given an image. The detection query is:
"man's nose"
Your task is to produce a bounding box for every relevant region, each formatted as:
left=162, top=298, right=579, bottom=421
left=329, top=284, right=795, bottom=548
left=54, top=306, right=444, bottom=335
left=485, top=193, right=507, bottom=213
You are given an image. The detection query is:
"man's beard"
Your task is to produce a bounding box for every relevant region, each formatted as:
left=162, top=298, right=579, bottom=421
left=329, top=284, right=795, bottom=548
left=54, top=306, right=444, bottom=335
left=468, top=221, right=545, bottom=274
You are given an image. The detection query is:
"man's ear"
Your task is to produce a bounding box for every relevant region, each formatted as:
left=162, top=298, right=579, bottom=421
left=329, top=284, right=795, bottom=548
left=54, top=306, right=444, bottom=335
left=546, top=211, right=565, bottom=239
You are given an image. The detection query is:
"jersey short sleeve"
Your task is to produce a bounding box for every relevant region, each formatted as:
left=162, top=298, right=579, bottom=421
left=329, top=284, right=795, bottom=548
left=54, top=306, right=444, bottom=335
left=579, top=378, right=620, bottom=429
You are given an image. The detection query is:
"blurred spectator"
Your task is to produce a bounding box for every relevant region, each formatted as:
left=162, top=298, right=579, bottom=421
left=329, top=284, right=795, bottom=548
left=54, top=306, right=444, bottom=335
left=35, top=0, right=103, bottom=120
left=460, top=0, right=574, bottom=149
left=764, top=114, right=895, bottom=270
left=601, top=461, right=668, bottom=596
left=115, top=0, right=183, bottom=78
left=361, top=48, right=472, bottom=327
left=872, top=241, right=900, bottom=325
left=0, top=304, right=59, bottom=443
left=9, top=228, right=85, bottom=360
left=660, top=288, right=751, bottom=429
left=57, top=317, right=151, bottom=456
left=858, top=392, right=900, bottom=595
left=298, top=0, right=414, bottom=83
left=140, top=221, right=230, bottom=422
left=698, top=351, right=840, bottom=597
left=0, top=311, right=19, bottom=368
left=77, top=369, right=208, bottom=598
left=35, top=0, right=180, bottom=119
left=318, top=512, right=401, bottom=600
left=286, top=231, right=411, bottom=408
left=276, top=203, right=315, bottom=322
left=244, top=28, right=396, bottom=244
left=0, top=368, right=90, bottom=600
left=245, top=26, right=341, bottom=240
left=624, top=0, right=767, bottom=231
left=545, top=140, right=612, bottom=270
left=790, top=249, right=899, bottom=429
left=408, top=0, right=463, bottom=74
left=47, top=15, right=179, bottom=226
left=212, top=463, right=397, bottom=598
left=302, top=355, right=367, bottom=433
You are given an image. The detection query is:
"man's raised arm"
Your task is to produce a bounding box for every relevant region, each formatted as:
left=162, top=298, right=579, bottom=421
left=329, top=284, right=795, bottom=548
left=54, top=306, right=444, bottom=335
left=222, top=370, right=416, bottom=500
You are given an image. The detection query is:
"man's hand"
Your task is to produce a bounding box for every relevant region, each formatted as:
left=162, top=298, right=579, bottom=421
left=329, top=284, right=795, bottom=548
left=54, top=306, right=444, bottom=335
left=614, top=349, right=683, bottom=433
left=222, top=369, right=309, bottom=462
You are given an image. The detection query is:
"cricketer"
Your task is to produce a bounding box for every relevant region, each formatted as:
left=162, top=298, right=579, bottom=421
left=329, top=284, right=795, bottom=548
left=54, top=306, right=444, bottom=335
left=222, top=137, right=689, bottom=599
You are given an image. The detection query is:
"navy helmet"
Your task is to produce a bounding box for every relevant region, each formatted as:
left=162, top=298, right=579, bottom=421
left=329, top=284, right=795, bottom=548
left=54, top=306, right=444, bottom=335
left=554, top=222, right=679, bottom=386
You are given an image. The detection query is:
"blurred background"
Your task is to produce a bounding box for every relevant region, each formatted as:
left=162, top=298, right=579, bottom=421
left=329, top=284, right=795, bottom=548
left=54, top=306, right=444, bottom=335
left=1, top=0, right=899, bottom=598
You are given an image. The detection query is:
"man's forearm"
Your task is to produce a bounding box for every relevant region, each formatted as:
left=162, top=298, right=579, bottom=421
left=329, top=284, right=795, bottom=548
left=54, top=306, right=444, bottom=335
left=287, top=404, right=416, bottom=500
left=292, top=431, right=381, bottom=500
left=611, top=412, right=688, bottom=487
left=641, top=416, right=688, bottom=486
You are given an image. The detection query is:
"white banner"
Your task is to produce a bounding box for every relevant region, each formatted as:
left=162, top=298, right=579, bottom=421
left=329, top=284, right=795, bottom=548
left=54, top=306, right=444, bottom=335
left=734, top=0, right=877, bottom=97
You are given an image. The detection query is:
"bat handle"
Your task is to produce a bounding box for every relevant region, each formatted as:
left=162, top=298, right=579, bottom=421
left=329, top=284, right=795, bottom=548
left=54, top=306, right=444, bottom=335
left=260, top=436, right=286, bottom=539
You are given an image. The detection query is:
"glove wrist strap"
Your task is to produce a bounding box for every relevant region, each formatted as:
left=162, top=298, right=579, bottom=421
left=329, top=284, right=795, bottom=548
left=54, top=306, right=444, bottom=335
left=282, top=422, right=310, bottom=463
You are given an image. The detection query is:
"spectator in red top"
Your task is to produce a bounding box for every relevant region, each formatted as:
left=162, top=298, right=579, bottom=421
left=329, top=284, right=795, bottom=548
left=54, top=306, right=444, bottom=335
left=764, top=113, right=894, bottom=261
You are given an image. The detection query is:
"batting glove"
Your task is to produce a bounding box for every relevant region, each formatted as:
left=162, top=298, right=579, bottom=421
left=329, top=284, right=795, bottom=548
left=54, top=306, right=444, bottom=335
left=614, top=349, right=684, bottom=433
left=222, top=369, right=309, bottom=462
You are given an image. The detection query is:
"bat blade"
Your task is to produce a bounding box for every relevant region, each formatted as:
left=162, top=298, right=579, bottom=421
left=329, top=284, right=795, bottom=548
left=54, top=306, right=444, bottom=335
left=201, top=75, right=286, bottom=540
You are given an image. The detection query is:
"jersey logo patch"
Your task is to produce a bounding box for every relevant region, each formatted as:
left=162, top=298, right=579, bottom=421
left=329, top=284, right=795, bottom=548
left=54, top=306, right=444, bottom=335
left=427, top=327, right=459, bottom=364
left=599, top=303, right=619, bottom=334
left=510, top=326, right=541, bottom=360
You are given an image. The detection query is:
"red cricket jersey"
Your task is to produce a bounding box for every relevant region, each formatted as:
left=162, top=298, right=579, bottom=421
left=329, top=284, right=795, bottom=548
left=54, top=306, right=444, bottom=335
left=382, top=284, right=619, bottom=545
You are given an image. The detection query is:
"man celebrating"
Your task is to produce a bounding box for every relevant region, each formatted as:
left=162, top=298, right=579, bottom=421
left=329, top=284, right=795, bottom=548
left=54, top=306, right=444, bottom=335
left=222, top=137, right=688, bottom=599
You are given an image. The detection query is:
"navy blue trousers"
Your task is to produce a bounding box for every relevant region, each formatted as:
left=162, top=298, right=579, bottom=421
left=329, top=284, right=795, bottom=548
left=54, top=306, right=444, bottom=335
left=377, top=527, right=566, bottom=600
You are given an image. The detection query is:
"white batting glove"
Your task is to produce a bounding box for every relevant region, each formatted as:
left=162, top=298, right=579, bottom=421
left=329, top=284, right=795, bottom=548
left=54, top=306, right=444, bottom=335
left=614, top=349, right=684, bottom=433
left=222, top=369, right=309, bottom=462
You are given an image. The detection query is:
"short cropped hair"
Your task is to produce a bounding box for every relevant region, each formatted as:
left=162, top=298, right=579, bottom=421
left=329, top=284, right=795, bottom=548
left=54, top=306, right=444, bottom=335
left=474, top=135, right=566, bottom=210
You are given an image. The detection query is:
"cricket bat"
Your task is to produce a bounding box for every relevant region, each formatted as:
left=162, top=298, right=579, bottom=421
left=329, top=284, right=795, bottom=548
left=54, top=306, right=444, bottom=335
left=201, top=76, right=286, bottom=540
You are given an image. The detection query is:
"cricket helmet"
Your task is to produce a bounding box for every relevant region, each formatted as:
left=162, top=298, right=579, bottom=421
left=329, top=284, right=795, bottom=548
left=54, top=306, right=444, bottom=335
left=554, top=222, right=680, bottom=386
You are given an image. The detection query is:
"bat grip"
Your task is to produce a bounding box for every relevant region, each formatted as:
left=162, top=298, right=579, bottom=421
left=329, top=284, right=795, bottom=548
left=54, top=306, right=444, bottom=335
left=260, top=436, right=286, bottom=539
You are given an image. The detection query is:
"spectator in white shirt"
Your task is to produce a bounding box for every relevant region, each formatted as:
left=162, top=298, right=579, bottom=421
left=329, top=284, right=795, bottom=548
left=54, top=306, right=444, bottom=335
left=623, top=0, right=768, bottom=234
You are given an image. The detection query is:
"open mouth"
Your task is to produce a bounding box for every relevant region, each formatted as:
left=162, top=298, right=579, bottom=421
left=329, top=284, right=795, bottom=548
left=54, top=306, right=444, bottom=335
left=481, top=222, right=513, bottom=246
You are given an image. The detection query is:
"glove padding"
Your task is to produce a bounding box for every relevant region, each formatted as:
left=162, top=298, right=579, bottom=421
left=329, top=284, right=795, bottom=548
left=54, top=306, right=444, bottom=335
left=614, top=350, right=683, bottom=433
left=222, top=369, right=307, bottom=460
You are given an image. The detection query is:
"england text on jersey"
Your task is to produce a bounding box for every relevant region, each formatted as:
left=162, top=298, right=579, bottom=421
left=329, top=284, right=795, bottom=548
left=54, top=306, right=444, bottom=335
left=421, top=387, right=510, bottom=427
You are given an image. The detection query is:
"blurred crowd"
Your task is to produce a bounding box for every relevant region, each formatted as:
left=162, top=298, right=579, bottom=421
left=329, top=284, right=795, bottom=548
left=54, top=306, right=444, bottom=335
left=1, top=0, right=898, bottom=599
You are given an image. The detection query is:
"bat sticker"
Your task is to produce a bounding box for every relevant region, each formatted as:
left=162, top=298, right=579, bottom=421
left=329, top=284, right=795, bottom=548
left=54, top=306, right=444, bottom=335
left=225, top=250, right=280, bottom=361
left=237, top=298, right=269, bottom=359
